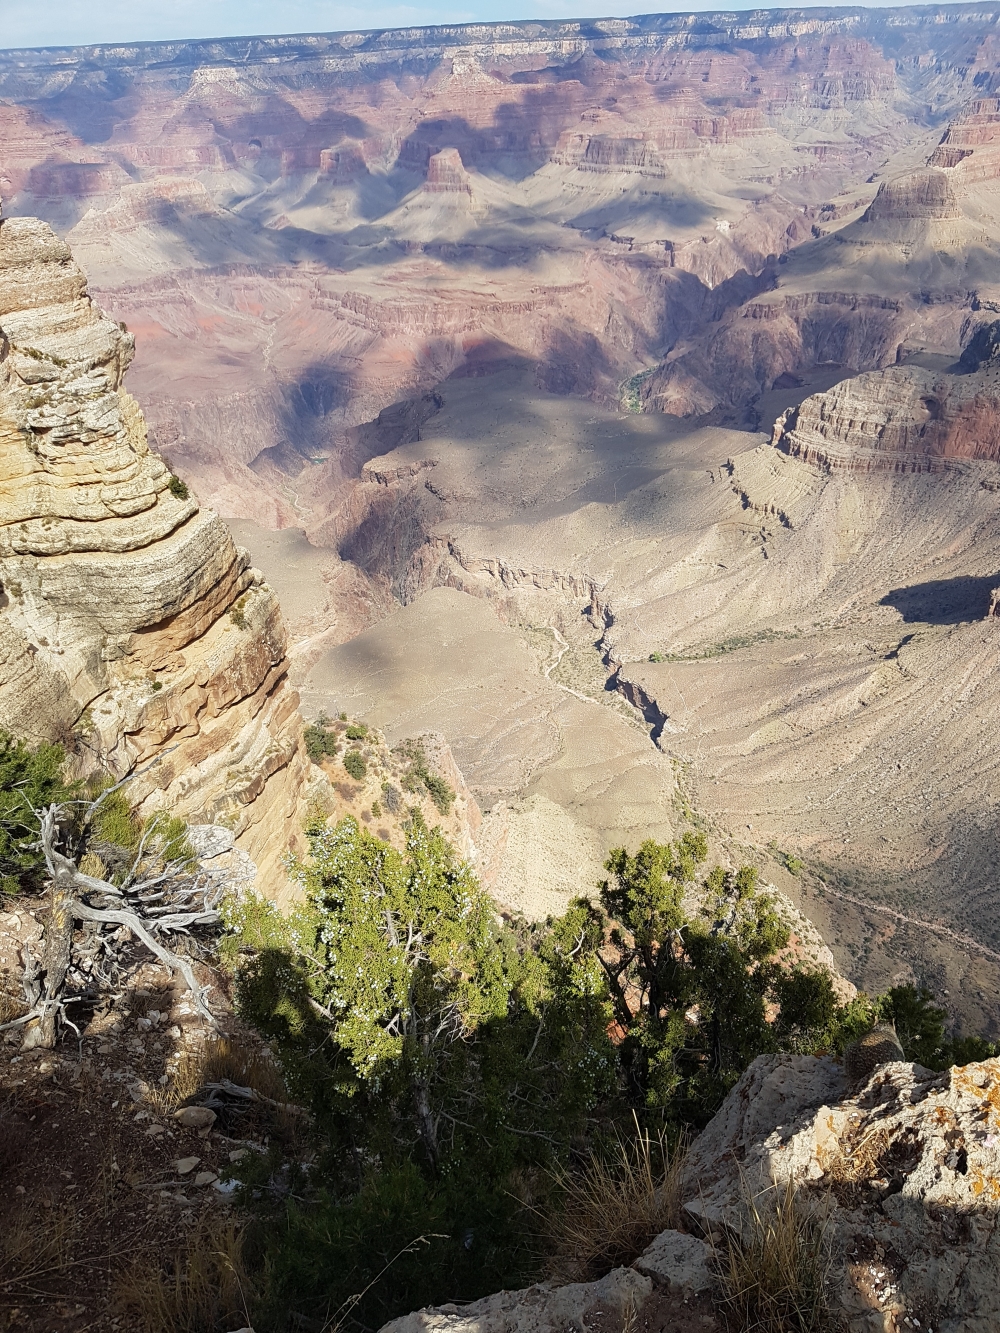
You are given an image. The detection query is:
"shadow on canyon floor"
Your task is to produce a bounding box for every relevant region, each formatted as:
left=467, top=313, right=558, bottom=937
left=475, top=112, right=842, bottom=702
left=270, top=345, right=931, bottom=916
left=879, top=574, right=998, bottom=624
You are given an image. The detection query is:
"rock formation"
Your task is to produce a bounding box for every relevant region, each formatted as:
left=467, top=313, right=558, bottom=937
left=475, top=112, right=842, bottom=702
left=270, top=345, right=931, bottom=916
left=383, top=1049, right=1000, bottom=1332
left=4, top=5, right=998, bottom=526
left=770, top=357, right=1000, bottom=473
left=681, top=1051, right=1000, bottom=1330
left=0, top=213, right=312, bottom=896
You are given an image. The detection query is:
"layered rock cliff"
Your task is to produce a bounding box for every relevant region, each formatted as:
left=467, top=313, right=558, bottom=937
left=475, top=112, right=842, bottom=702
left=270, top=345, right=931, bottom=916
left=0, top=213, right=312, bottom=895
left=771, top=346, right=1000, bottom=473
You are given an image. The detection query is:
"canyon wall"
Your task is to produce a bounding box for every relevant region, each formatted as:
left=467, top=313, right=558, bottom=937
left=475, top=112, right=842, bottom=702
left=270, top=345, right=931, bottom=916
left=4, top=5, right=1000, bottom=558
left=771, top=349, right=1000, bottom=472
left=0, top=212, right=312, bottom=895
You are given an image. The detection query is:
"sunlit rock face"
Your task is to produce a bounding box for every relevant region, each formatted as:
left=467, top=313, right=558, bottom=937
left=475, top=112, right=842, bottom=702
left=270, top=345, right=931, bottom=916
left=0, top=214, right=311, bottom=898
left=3, top=5, right=1000, bottom=546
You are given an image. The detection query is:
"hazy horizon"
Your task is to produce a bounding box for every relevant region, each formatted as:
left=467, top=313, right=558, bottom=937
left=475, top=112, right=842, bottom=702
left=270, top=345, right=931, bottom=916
left=2, top=0, right=929, bottom=52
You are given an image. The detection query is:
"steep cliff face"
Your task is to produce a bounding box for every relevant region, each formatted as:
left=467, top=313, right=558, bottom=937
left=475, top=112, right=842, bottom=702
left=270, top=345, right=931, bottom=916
left=771, top=355, right=1000, bottom=472
left=0, top=213, right=312, bottom=896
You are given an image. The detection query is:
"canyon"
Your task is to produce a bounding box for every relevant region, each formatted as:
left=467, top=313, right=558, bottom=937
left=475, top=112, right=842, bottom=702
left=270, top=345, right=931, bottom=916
left=5, top=6, right=1000, bottom=1027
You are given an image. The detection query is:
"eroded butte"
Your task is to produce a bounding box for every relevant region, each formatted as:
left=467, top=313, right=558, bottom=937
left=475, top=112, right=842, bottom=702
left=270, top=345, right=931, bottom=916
left=6, top=7, right=1000, bottom=1023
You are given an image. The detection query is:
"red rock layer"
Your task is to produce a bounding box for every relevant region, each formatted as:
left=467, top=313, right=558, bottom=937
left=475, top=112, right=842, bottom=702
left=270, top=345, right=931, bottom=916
left=929, top=98, right=1000, bottom=180
left=771, top=363, right=1000, bottom=474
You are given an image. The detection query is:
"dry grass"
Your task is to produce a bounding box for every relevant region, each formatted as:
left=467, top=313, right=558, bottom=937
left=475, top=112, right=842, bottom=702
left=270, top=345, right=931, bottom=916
left=112, top=1216, right=257, bottom=1333
left=824, top=1123, right=922, bottom=1206
left=545, top=1121, right=686, bottom=1282
left=0, top=1202, right=82, bottom=1295
left=0, top=982, right=26, bottom=1025
left=146, top=1032, right=289, bottom=1119
left=197, top=1034, right=289, bottom=1102
left=713, top=1177, right=832, bottom=1333
left=823, top=1127, right=890, bottom=1204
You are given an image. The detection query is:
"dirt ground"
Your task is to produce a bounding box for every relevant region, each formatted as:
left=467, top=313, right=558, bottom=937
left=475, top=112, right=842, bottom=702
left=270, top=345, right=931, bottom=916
left=0, top=906, right=273, bottom=1333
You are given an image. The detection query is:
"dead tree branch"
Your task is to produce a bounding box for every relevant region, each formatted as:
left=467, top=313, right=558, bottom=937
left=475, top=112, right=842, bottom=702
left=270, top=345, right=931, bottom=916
left=0, top=798, right=227, bottom=1049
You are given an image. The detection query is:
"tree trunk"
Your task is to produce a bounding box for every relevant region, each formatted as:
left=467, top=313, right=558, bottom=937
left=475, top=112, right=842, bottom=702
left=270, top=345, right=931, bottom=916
left=23, top=864, right=75, bottom=1050
left=414, top=1040, right=439, bottom=1169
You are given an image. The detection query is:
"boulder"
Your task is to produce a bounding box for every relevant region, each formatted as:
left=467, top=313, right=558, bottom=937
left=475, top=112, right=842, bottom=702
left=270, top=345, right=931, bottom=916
left=679, top=1053, right=1000, bottom=1332
left=379, top=1267, right=651, bottom=1333
left=633, top=1229, right=713, bottom=1295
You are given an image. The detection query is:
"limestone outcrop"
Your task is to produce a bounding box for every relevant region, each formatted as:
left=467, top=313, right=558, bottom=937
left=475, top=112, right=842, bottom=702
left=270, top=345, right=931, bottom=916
left=680, top=1051, right=1000, bottom=1331
left=383, top=1050, right=1000, bottom=1333
left=0, top=214, right=312, bottom=897
left=381, top=1265, right=652, bottom=1333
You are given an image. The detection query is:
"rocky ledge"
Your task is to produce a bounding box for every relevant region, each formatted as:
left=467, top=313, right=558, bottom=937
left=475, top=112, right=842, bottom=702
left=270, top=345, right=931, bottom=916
left=384, top=1051, right=1000, bottom=1333
left=0, top=214, right=312, bottom=895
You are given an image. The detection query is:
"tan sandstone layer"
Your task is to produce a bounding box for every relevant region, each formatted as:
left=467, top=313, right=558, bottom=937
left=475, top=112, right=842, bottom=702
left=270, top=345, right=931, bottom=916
left=0, top=214, right=312, bottom=896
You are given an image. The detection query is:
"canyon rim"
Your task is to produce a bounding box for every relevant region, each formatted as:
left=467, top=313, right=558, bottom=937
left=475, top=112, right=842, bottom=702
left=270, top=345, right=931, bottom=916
left=5, top=4, right=1000, bottom=1329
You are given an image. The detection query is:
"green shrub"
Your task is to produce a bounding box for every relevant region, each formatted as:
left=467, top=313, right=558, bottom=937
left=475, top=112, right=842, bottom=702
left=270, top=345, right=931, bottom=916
left=85, top=784, right=195, bottom=883
left=619, top=367, right=656, bottom=414
left=395, top=739, right=454, bottom=815
left=382, top=783, right=403, bottom=815
left=423, top=772, right=454, bottom=816
left=222, top=816, right=998, bottom=1331
left=951, top=1034, right=1000, bottom=1065
left=168, top=475, right=190, bottom=500
left=879, top=984, right=948, bottom=1069
left=224, top=815, right=614, bottom=1327
left=303, top=715, right=339, bottom=764
left=230, top=594, right=249, bottom=630
left=346, top=723, right=369, bottom=741
left=0, top=732, right=75, bottom=894
left=91, top=785, right=143, bottom=854
left=343, top=751, right=367, bottom=782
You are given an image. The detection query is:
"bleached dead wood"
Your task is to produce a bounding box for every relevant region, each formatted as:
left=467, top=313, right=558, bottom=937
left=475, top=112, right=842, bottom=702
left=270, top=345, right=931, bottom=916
left=0, top=794, right=225, bottom=1048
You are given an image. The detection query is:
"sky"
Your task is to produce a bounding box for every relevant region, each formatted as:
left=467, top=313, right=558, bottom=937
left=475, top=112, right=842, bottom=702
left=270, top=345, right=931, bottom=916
left=3, top=0, right=915, bottom=51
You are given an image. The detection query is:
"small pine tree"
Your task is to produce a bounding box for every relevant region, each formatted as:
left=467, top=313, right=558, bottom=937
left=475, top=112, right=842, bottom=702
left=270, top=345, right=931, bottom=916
left=0, top=731, right=75, bottom=894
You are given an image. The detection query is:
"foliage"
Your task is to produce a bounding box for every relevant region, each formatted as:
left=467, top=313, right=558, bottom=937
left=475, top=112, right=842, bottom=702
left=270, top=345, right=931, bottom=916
left=303, top=713, right=339, bottom=764
left=396, top=739, right=454, bottom=815
left=112, top=1218, right=255, bottom=1333
left=230, top=595, right=249, bottom=630
left=596, top=840, right=792, bottom=1120
left=879, top=984, right=949, bottom=1069
left=167, top=474, right=190, bottom=500
left=950, top=1034, right=1000, bottom=1065
left=222, top=817, right=993, bottom=1331
left=82, top=779, right=194, bottom=885
left=223, top=814, right=615, bottom=1327
left=343, top=750, right=367, bottom=781
left=346, top=722, right=369, bottom=740
left=619, top=367, right=656, bottom=413
left=0, top=731, right=76, bottom=894
left=544, top=1123, right=685, bottom=1282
